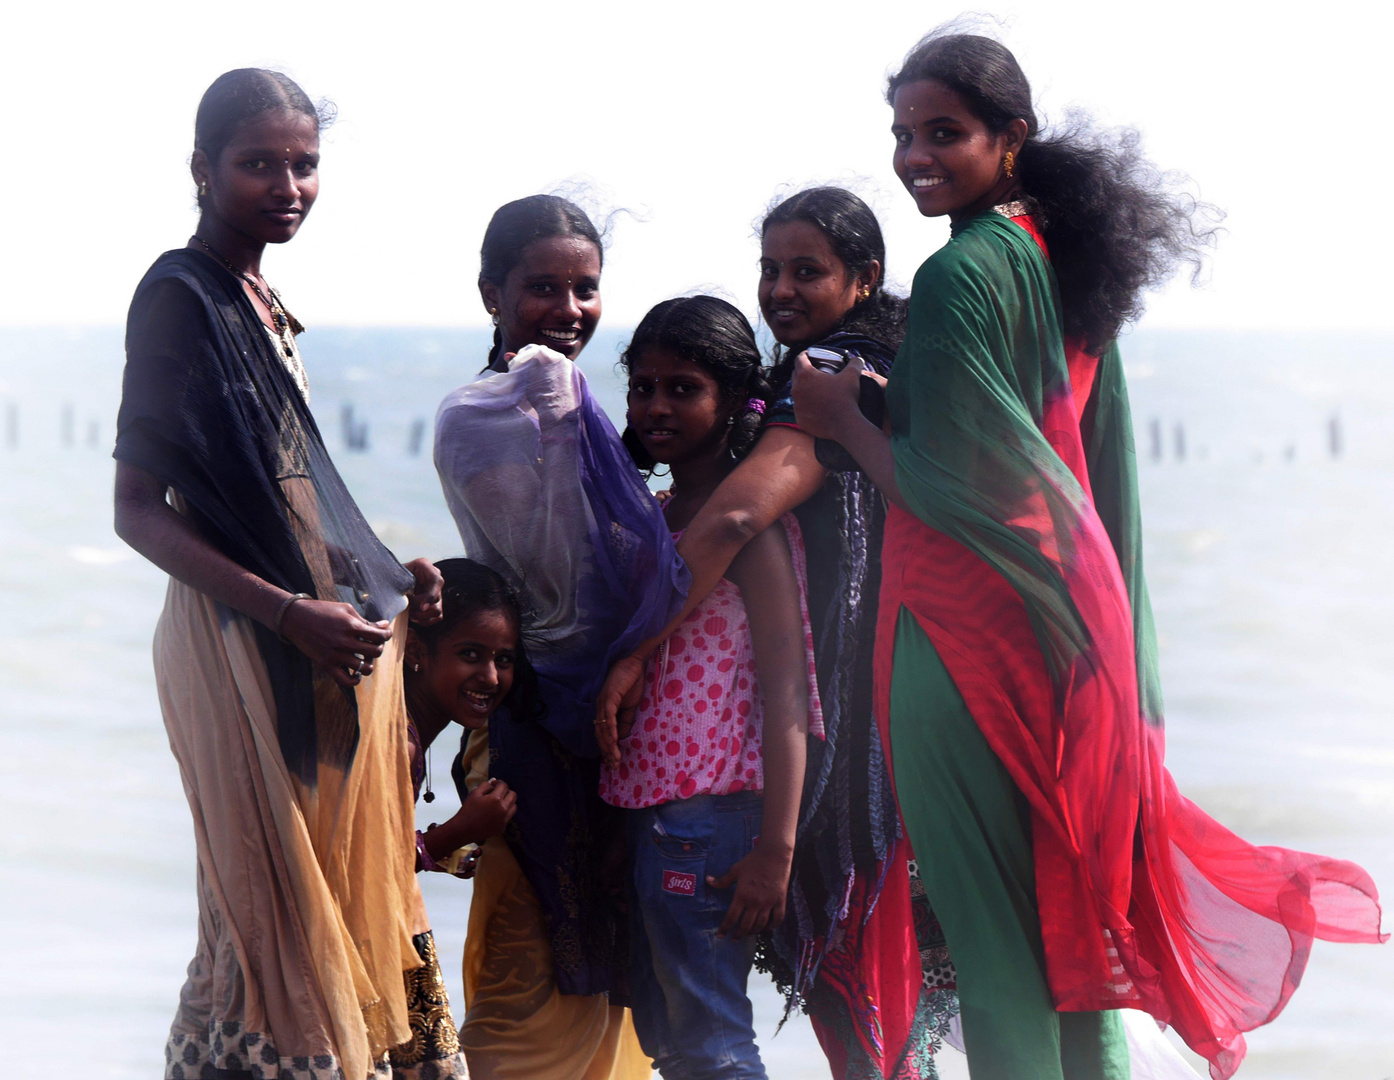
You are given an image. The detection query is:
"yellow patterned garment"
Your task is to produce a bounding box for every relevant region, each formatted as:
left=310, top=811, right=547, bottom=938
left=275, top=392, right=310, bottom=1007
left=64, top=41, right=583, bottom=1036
left=457, top=730, right=650, bottom=1080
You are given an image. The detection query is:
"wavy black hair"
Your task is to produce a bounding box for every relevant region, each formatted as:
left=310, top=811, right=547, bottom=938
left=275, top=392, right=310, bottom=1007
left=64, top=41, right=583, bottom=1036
left=761, top=186, right=909, bottom=385
left=887, top=31, right=1220, bottom=353
left=620, top=295, right=772, bottom=476
left=411, top=557, right=544, bottom=723
left=194, top=69, right=335, bottom=206
left=478, top=195, right=604, bottom=370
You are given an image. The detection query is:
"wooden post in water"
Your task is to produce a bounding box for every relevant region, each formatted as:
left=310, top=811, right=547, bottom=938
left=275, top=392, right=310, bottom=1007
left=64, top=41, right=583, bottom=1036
left=1149, top=418, right=1163, bottom=463
left=341, top=404, right=369, bottom=451
left=407, top=418, right=425, bottom=456
left=1328, top=413, right=1342, bottom=459
left=1173, top=422, right=1186, bottom=462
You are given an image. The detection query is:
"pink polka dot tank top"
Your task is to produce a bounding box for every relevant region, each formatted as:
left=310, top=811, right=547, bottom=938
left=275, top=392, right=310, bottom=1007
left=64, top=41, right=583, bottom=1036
left=600, top=512, right=823, bottom=809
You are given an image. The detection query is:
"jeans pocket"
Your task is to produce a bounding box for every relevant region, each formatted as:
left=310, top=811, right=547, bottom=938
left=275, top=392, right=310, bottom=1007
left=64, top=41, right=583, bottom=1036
left=647, top=797, right=716, bottom=862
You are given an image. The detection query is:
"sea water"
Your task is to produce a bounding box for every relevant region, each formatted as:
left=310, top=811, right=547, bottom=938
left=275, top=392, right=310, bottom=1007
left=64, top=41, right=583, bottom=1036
left=0, top=325, right=1390, bottom=1078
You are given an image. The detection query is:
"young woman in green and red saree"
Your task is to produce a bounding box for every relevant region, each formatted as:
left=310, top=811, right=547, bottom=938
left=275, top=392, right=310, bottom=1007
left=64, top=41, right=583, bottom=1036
left=791, top=29, right=1385, bottom=1080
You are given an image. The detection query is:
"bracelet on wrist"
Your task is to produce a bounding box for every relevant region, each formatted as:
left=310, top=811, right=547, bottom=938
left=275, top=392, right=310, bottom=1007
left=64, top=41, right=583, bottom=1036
left=416, top=829, right=441, bottom=874
left=274, top=592, right=313, bottom=642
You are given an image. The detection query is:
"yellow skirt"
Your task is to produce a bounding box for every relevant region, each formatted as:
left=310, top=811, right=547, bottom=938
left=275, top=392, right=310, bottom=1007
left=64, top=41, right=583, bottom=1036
left=458, top=732, right=650, bottom=1080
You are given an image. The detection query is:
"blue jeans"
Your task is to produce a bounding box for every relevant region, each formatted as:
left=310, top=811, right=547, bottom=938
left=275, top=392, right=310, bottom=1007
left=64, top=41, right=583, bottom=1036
left=627, top=792, right=767, bottom=1080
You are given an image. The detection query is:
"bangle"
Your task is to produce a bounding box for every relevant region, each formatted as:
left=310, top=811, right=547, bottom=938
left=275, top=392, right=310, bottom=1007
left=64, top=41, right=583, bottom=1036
left=274, top=592, right=313, bottom=642
left=416, top=829, right=441, bottom=873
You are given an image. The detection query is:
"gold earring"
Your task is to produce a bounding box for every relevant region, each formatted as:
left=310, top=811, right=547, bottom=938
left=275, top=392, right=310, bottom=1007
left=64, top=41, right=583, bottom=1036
left=858, top=287, right=871, bottom=302
left=198, top=181, right=208, bottom=198
left=1004, top=151, right=1016, bottom=178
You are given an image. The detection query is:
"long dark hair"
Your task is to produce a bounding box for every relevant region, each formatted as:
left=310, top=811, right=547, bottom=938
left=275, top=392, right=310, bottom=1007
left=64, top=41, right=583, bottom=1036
left=762, top=187, right=908, bottom=363
left=412, top=558, right=544, bottom=722
left=620, top=295, right=772, bottom=475
left=478, top=195, right=604, bottom=369
left=194, top=69, right=334, bottom=205
left=887, top=32, right=1220, bottom=353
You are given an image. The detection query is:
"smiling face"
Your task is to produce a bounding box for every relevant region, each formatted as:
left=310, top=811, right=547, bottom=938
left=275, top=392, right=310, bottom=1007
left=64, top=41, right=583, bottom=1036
left=759, top=221, right=875, bottom=350
left=192, top=109, right=320, bottom=246
left=891, top=79, right=1023, bottom=222
left=482, top=235, right=602, bottom=361
left=412, top=607, right=519, bottom=730
left=627, top=346, right=733, bottom=467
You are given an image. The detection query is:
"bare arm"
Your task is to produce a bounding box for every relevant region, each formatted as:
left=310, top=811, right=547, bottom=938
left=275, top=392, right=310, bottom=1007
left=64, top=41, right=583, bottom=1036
left=595, top=426, right=826, bottom=761
left=114, top=460, right=390, bottom=687
left=707, top=519, right=809, bottom=938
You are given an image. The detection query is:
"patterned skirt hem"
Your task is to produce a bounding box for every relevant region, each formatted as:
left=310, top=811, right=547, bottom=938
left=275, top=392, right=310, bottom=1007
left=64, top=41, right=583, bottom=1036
left=165, top=1023, right=394, bottom=1080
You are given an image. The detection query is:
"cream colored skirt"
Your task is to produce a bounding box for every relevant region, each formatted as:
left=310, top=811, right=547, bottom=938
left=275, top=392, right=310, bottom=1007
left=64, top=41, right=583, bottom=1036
left=155, top=578, right=458, bottom=1080
left=458, top=730, right=649, bottom=1080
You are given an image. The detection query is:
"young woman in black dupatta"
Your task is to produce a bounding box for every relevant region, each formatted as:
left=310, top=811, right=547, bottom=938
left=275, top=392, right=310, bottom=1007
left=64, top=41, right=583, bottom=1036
left=598, top=188, right=959, bottom=1077
left=113, top=69, right=463, bottom=1080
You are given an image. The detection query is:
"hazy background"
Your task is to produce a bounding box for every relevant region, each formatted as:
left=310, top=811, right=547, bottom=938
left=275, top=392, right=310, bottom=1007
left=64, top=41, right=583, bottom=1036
left=1, top=1, right=1391, bottom=1077
left=3, top=0, right=1393, bottom=333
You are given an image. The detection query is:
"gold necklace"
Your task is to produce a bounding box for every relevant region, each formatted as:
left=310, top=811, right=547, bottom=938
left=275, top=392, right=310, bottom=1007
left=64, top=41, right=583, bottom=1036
left=991, top=196, right=1040, bottom=220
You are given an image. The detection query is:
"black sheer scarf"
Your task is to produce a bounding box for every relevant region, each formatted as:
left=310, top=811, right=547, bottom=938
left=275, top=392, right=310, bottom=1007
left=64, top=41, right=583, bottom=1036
left=115, top=249, right=414, bottom=782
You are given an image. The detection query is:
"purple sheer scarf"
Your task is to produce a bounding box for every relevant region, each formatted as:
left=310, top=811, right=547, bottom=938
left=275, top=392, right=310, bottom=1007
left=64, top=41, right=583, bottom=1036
left=434, top=344, right=688, bottom=994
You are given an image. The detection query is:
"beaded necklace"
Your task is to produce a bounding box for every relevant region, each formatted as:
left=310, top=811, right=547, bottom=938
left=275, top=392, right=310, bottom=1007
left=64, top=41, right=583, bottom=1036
left=194, top=237, right=304, bottom=358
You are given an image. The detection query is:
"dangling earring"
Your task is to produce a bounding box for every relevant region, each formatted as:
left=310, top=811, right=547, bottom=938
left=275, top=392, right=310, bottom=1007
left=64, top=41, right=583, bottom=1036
left=490, top=308, right=499, bottom=327
left=198, top=181, right=208, bottom=198
left=857, top=286, right=871, bottom=302
left=1003, top=151, right=1016, bottom=178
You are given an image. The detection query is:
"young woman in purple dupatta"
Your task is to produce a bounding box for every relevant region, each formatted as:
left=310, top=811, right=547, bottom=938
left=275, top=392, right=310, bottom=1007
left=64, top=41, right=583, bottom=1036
left=433, top=195, right=686, bottom=1080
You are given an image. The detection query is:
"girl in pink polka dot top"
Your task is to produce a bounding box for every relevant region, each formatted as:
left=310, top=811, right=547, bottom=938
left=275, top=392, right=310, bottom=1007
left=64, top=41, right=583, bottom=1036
left=599, top=296, right=823, bottom=1079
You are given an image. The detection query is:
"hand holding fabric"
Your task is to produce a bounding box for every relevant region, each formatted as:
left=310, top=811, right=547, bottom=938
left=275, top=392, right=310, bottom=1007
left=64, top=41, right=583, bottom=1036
left=279, top=599, right=391, bottom=687
left=404, top=557, right=444, bottom=625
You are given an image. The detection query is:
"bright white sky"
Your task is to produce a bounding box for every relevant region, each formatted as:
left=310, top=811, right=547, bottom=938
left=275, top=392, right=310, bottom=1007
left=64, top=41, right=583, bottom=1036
left=5, top=0, right=1391, bottom=332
